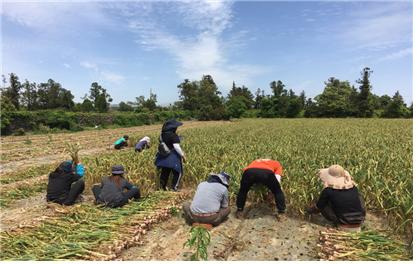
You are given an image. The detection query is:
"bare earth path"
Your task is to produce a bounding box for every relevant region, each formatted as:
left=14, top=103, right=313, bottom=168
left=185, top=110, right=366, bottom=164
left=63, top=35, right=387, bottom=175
left=121, top=204, right=326, bottom=261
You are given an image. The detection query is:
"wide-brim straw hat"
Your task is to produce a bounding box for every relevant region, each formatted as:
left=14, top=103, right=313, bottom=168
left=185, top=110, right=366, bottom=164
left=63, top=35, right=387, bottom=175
left=318, top=165, right=356, bottom=190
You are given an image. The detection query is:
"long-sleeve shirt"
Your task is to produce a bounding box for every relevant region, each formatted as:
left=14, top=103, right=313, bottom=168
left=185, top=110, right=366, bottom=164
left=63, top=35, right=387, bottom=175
left=47, top=166, right=83, bottom=201
left=98, top=176, right=137, bottom=204
left=316, top=186, right=366, bottom=224
left=190, top=182, right=228, bottom=214
left=114, top=137, right=126, bottom=145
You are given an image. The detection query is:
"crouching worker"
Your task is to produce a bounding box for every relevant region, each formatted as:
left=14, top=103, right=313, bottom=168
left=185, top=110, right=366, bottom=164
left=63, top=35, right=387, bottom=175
left=183, top=172, right=231, bottom=227
left=236, top=159, right=286, bottom=219
left=135, top=136, right=151, bottom=152
left=306, top=165, right=366, bottom=230
left=92, top=165, right=140, bottom=208
left=46, top=161, right=85, bottom=205
left=114, top=135, right=129, bottom=150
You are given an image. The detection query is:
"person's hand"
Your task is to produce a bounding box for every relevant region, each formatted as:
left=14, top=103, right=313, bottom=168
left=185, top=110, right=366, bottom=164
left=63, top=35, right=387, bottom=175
left=305, top=204, right=319, bottom=214
left=182, top=155, right=186, bottom=163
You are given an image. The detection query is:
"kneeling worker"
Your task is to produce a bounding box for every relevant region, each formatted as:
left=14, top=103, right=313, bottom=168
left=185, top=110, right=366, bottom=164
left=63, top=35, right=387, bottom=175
left=135, top=136, right=151, bottom=152
left=46, top=160, right=85, bottom=205
left=183, top=172, right=231, bottom=227
left=306, top=165, right=366, bottom=230
left=92, top=165, right=140, bottom=208
left=114, top=135, right=129, bottom=150
left=236, top=159, right=286, bottom=218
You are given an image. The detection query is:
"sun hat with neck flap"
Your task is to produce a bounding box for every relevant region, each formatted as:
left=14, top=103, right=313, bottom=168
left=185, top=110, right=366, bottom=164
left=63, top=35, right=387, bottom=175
left=318, top=164, right=356, bottom=190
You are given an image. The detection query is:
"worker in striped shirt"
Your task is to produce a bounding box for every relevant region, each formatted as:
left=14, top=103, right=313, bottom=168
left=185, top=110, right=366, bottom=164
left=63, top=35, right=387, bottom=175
left=236, top=159, right=285, bottom=219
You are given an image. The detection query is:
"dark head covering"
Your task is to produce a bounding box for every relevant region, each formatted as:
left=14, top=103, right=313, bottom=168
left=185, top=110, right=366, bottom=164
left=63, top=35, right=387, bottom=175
left=207, top=172, right=231, bottom=188
left=162, top=119, right=183, bottom=132
left=123, top=135, right=129, bottom=140
left=58, top=161, right=73, bottom=173
left=111, top=165, right=125, bottom=175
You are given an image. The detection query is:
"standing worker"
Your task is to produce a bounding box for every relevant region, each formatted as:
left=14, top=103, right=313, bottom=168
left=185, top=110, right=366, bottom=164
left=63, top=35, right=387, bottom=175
left=236, top=159, right=286, bottom=218
left=154, top=119, right=186, bottom=191
left=114, top=135, right=129, bottom=150
left=92, top=165, right=140, bottom=208
left=46, top=160, right=85, bottom=206
left=183, top=172, right=231, bottom=227
left=135, top=136, right=151, bottom=152
left=305, top=165, right=366, bottom=230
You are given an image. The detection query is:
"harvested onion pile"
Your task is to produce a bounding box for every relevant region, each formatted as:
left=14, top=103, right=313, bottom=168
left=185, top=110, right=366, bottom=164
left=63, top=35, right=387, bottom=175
left=317, top=229, right=410, bottom=261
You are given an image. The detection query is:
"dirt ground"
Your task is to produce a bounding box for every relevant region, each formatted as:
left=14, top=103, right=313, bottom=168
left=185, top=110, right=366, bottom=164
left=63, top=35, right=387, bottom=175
left=122, top=203, right=325, bottom=261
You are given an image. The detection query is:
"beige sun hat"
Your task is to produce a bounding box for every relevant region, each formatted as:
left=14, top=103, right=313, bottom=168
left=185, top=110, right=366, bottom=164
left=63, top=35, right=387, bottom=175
left=318, top=165, right=356, bottom=190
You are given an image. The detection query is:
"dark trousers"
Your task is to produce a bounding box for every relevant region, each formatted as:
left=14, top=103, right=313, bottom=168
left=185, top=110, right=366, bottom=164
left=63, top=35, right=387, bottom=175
left=320, top=198, right=366, bottom=226
left=182, top=201, right=231, bottom=226
left=236, top=168, right=286, bottom=212
left=160, top=167, right=181, bottom=191
left=92, top=184, right=140, bottom=208
left=49, top=179, right=85, bottom=206
left=115, top=141, right=128, bottom=150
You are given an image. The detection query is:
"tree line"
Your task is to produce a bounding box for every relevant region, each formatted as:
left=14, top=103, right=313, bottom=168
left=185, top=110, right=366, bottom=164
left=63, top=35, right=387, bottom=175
left=0, top=67, right=412, bottom=120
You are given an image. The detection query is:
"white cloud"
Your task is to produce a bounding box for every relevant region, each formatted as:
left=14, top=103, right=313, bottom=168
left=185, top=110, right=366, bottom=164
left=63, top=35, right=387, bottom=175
left=1, top=2, right=112, bottom=33
left=80, top=61, right=98, bottom=71
left=80, top=60, right=125, bottom=84
left=101, top=72, right=125, bottom=83
left=340, top=3, right=412, bottom=50
left=378, top=48, right=412, bottom=62
left=124, top=0, right=265, bottom=90
left=63, top=63, right=71, bottom=68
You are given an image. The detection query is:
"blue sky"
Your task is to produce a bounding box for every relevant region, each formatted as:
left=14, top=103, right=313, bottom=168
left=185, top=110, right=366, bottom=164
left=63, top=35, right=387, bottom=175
left=1, top=0, right=413, bottom=105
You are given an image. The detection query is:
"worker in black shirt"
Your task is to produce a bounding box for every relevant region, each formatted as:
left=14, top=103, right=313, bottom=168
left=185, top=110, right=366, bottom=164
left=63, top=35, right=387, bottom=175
left=306, top=165, right=366, bottom=230
left=154, top=119, right=186, bottom=191
left=46, top=161, right=85, bottom=205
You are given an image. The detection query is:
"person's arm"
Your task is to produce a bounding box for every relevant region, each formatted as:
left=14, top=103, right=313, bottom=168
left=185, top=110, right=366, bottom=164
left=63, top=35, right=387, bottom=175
left=173, top=143, right=185, bottom=157
left=316, top=189, right=330, bottom=210
left=221, top=190, right=229, bottom=208
left=122, top=179, right=133, bottom=190
left=75, top=164, right=85, bottom=178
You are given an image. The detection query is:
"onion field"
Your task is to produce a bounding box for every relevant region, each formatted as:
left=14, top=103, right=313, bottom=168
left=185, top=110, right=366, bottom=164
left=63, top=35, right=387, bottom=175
left=0, top=119, right=412, bottom=260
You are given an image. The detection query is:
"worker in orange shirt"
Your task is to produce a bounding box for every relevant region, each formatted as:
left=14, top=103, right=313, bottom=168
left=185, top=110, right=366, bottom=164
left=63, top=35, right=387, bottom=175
left=236, top=159, right=285, bottom=219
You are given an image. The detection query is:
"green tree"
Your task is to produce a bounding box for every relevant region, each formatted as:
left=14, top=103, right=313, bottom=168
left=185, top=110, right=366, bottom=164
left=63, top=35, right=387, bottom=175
left=356, top=67, right=374, bottom=117
left=178, top=79, right=199, bottom=111
left=227, top=82, right=254, bottom=109
left=131, top=90, right=158, bottom=112
left=270, top=80, right=285, bottom=97
left=80, top=98, right=94, bottom=112
left=315, top=78, right=354, bottom=117
left=226, top=96, right=248, bottom=118
left=382, top=91, right=409, bottom=118
left=286, top=91, right=303, bottom=118
left=3, top=73, right=22, bottom=109
left=254, top=88, right=264, bottom=109
left=259, top=96, right=275, bottom=118
left=21, top=80, right=38, bottom=110
left=408, top=103, right=413, bottom=118
left=88, top=82, right=112, bottom=112
left=177, top=75, right=227, bottom=120
left=304, top=98, right=318, bottom=117
left=118, top=101, right=134, bottom=111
